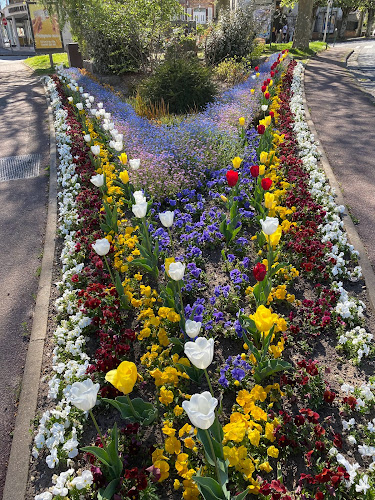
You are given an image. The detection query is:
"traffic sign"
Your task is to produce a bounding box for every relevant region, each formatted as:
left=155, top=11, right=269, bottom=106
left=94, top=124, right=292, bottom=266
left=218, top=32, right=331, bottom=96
left=2, top=18, right=7, bottom=26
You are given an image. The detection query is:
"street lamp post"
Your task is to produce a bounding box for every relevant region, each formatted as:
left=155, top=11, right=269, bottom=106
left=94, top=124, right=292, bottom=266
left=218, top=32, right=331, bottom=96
left=322, top=0, right=333, bottom=43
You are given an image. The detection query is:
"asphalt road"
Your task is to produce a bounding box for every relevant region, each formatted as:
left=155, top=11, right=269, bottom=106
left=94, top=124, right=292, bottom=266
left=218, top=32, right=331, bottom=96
left=305, top=42, right=375, bottom=273
left=0, top=57, right=49, bottom=499
left=345, top=38, right=375, bottom=97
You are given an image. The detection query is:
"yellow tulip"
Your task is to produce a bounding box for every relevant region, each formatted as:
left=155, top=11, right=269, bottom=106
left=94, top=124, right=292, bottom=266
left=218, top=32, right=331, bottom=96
left=164, top=257, right=175, bottom=276
left=250, top=305, right=278, bottom=332
left=105, top=360, right=137, bottom=394
left=264, top=192, right=275, bottom=209
left=220, top=194, right=228, bottom=203
left=118, top=152, right=128, bottom=165
left=265, top=226, right=282, bottom=247
left=119, top=170, right=129, bottom=184
left=259, top=165, right=266, bottom=175
left=239, top=116, right=245, bottom=126
left=232, top=156, right=243, bottom=169
left=251, top=89, right=255, bottom=94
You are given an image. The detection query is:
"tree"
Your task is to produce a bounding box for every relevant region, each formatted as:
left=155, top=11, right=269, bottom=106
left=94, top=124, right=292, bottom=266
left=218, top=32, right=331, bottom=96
left=292, top=0, right=315, bottom=49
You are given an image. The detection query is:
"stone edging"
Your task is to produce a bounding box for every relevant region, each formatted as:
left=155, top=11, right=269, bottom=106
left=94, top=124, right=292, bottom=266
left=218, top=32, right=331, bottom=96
left=3, top=81, right=57, bottom=500
left=301, top=63, right=375, bottom=315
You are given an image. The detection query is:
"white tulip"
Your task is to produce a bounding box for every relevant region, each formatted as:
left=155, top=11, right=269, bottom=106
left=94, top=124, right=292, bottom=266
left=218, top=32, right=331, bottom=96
left=99, top=108, right=106, bottom=116
left=67, top=96, right=73, bottom=103
left=92, top=238, right=110, bottom=255
left=79, top=87, right=83, bottom=93
left=132, top=202, right=148, bottom=218
left=86, top=102, right=92, bottom=109
left=261, top=105, right=268, bottom=111
left=82, top=93, right=89, bottom=99
left=168, top=262, right=186, bottom=281
left=110, top=128, right=118, bottom=137
left=95, top=111, right=101, bottom=119
left=69, top=379, right=100, bottom=411
left=76, top=103, right=83, bottom=111
left=107, top=122, right=115, bottom=131
left=133, top=191, right=146, bottom=204
left=91, top=145, right=100, bottom=156
left=90, top=174, right=104, bottom=187
left=97, top=102, right=104, bottom=109
left=88, top=96, right=95, bottom=103
left=260, top=216, right=279, bottom=235
left=184, top=337, right=214, bottom=369
left=102, top=123, right=109, bottom=131
left=84, top=134, right=91, bottom=143
left=114, top=134, right=123, bottom=142
left=182, top=391, right=218, bottom=430
left=104, top=112, right=111, bottom=119
left=90, top=108, right=97, bottom=115
left=113, top=141, right=123, bottom=152
left=159, top=211, right=174, bottom=228
left=129, top=159, right=141, bottom=170
left=185, top=319, right=202, bottom=338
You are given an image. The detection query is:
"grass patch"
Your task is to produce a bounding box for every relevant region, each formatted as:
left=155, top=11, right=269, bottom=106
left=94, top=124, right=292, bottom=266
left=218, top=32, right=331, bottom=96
left=24, top=53, right=69, bottom=75
left=263, top=41, right=327, bottom=60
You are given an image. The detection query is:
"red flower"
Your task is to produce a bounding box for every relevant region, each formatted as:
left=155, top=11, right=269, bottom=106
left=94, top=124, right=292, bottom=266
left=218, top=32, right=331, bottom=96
left=250, top=164, right=259, bottom=177
left=255, top=66, right=259, bottom=71
left=270, top=71, right=275, bottom=77
left=261, top=178, right=272, bottom=190
left=323, top=389, right=335, bottom=403
left=226, top=170, right=239, bottom=187
left=333, top=433, right=342, bottom=449
left=270, top=110, right=275, bottom=118
left=253, top=262, right=267, bottom=281
left=257, top=124, right=266, bottom=135
left=265, top=92, right=270, bottom=99
left=315, top=491, right=324, bottom=500
left=261, top=85, right=267, bottom=93
left=267, top=78, right=271, bottom=84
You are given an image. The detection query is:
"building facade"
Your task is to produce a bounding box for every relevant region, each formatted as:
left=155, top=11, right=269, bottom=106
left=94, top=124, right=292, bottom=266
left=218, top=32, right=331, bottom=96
left=178, top=0, right=215, bottom=24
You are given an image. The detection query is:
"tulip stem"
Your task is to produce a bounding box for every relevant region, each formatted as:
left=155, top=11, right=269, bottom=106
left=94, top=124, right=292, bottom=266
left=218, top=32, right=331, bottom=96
left=204, top=429, right=221, bottom=485
left=167, top=227, right=175, bottom=256
left=103, top=255, right=116, bottom=288
left=178, top=281, right=185, bottom=323
left=89, top=409, right=106, bottom=451
left=204, top=369, right=214, bottom=398
left=126, top=394, right=139, bottom=421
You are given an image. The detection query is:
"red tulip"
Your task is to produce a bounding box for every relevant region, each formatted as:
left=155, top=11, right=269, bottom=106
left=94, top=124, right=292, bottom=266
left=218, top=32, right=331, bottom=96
left=267, top=78, right=270, bottom=84
left=261, top=178, right=272, bottom=190
left=257, top=124, right=265, bottom=135
left=254, top=66, right=259, bottom=71
left=264, top=92, right=270, bottom=99
left=250, top=164, right=259, bottom=177
left=226, top=170, right=238, bottom=187
left=253, top=262, right=267, bottom=281
left=269, top=110, right=274, bottom=118
left=261, top=85, right=267, bottom=93
left=270, top=71, right=275, bottom=77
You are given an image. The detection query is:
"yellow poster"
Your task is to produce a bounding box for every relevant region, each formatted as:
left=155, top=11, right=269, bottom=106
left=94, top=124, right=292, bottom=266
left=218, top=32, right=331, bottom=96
left=29, top=3, right=62, bottom=50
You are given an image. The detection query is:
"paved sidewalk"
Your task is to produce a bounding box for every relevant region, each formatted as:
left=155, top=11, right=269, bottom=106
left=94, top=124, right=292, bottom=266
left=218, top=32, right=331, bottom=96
left=304, top=46, right=375, bottom=271
left=0, top=58, right=49, bottom=498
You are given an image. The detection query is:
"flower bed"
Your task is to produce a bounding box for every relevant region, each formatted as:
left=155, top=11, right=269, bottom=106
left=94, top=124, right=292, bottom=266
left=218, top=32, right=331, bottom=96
left=32, top=55, right=375, bottom=500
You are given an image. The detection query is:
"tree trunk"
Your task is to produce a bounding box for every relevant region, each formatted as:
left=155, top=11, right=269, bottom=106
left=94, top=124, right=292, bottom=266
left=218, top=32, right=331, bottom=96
left=339, top=7, right=351, bottom=39
left=356, top=10, right=364, bottom=36
left=293, top=0, right=314, bottom=50
left=366, top=8, right=374, bottom=37
left=310, top=4, right=318, bottom=40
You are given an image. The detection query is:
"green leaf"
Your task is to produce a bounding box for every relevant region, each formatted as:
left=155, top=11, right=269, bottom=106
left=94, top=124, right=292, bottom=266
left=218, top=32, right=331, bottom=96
left=254, top=359, right=292, bottom=383
left=235, top=489, right=248, bottom=500
left=192, top=476, right=228, bottom=500
left=98, top=478, right=120, bottom=500
left=175, top=363, right=203, bottom=384
left=80, top=446, right=110, bottom=467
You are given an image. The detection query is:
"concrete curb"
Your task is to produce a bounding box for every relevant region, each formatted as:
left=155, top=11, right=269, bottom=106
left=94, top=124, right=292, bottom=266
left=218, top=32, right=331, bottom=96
left=302, top=64, right=375, bottom=315
left=2, top=83, right=57, bottom=500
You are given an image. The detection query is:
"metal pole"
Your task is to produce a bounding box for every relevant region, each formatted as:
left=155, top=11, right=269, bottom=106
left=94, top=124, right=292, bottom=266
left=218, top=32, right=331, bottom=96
left=322, top=0, right=332, bottom=43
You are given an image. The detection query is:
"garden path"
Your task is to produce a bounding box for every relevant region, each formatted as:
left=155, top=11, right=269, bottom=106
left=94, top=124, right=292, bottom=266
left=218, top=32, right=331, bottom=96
left=304, top=44, right=375, bottom=272
left=0, top=57, right=49, bottom=498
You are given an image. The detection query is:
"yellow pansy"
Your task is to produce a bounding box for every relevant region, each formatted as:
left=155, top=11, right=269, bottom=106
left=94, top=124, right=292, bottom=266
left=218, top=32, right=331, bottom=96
left=165, top=436, right=181, bottom=455
left=259, top=461, right=273, bottom=473
left=159, top=386, right=174, bottom=405
left=267, top=445, right=279, bottom=458
left=184, top=437, right=195, bottom=449
left=154, top=460, right=169, bottom=481
left=248, top=428, right=261, bottom=447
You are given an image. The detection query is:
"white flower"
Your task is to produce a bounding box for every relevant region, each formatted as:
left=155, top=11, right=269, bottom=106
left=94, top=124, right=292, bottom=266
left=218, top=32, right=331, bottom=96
left=159, top=211, right=175, bottom=228
left=35, top=492, right=53, bottom=500
left=347, top=435, right=357, bottom=445
left=356, top=474, right=370, bottom=493
left=132, top=202, right=148, bottom=218
left=83, top=134, right=91, bottom=143
left=185, top=319, right=202, bottom=338
left=260, top=216, right=279, bottom=235
left=69, top=379, right=100, bottom=411
left=97, top=102, right=104, bottom=109
left=88, top=96, right=94, bottom=103
left=112, top=141, right=123, bottom=152
left=129, top=159, right=141, bottom=170
left=71, top=470, right=94, bottom=490
left=92, top=238, right=110, bottom=256
left=90, top=145, right=100, bottom=156
left=76, top=103, right=83, bottom=111
left=168, top=262, right=186, bottom=281
left=46, top=448, right=59, bottom=468
left=133, top=190, right=146, bottom=204
left=90, top=174, right=104, bottom=187
left=67, top=96, right=73, bottom=103
left=182, top=391, right=218, bottom=430
left=184, top=337, right=214, bottom=370
left=261, top=105, right=268, bottom=111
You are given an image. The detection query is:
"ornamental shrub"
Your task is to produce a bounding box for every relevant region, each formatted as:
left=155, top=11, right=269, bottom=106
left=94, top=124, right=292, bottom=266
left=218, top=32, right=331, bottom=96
left=214, top=58, right=248, bottom=85
left=140, top=58, right=216, bottom=114
left=205, top=6, right=259, bottom=65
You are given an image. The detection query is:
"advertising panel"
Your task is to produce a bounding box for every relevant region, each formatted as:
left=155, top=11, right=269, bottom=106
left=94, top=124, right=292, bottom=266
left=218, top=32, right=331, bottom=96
left=28, top=2, right=62, bottom=50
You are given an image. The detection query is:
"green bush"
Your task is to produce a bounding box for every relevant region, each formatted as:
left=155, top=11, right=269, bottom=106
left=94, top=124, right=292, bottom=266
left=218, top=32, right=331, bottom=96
left=140, top=58, right=216, bottom=114
left=214, top=58, right=248, bottom=85
left=205, top=6, right=258, bottom=65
